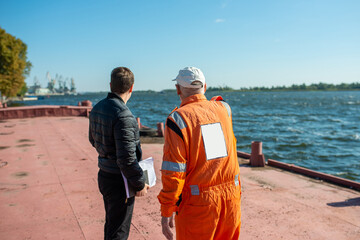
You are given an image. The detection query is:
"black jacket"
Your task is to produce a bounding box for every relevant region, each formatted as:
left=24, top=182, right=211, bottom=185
left=89, top=92, right=145, bottom=191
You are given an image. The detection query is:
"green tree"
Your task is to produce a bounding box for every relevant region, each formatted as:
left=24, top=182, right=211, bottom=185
left=17, top=82, right=28, bottom=96
left=0, top=27, right=32, bottom=97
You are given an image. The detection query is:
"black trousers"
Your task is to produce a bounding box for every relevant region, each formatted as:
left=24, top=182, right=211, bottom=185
left=98, top=170, right=135, bottom=240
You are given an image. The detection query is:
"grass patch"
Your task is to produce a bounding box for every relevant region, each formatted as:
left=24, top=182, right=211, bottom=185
left=13, top=172, right=29, bottom=178
left=16, top=144, right=35, bottom=148
left=0, top=131, right=14, bottom=135
left=17, top=139, right=34, bottom=143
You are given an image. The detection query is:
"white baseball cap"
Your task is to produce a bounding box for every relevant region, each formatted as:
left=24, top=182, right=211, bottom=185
left=173, top=67, right=205, bottom=88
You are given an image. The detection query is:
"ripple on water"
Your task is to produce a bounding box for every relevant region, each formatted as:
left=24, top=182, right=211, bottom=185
left=277, top=142, right=309, bottom=149
left=322, top=135, right=355, bottom=142
left=353, top=134, right=360, bottom=140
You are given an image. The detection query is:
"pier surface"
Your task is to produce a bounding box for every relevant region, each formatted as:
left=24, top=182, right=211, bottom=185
left=0, top=117, right=359, bottom=239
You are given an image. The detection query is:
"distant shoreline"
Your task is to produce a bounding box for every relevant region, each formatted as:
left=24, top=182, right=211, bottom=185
left=205, top=82, right=360, bottom=93
left=101, top=82, right=360, bottom=94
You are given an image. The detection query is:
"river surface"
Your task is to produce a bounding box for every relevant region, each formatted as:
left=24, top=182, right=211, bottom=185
left=15, top=91, right=360, bottom=182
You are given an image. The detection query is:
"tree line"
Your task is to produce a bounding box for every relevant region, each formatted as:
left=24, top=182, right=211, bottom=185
left=207, top=82, right=360, bottom=92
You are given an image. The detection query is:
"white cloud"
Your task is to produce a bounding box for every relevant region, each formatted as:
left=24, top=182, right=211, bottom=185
left=215, top=18, right=225, bottom=23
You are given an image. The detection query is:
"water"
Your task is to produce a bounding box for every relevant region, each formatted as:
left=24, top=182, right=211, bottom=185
left=14, top=91, right=360, bottom=182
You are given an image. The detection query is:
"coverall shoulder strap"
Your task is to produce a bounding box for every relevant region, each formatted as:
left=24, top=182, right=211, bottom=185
left=166, top=108, right=186, bottom=140
left=169, top=110, right=187, bottom=129
left=166, top=117, right=184, bottom=140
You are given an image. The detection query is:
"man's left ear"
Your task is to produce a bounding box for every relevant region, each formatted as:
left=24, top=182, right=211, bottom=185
left=204, top=83, right=207, bottom=93
left=129, top=84, right=134, bottom=93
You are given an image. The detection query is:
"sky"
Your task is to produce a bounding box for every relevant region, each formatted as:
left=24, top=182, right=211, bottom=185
left=1, top=0, right=359, bottom=92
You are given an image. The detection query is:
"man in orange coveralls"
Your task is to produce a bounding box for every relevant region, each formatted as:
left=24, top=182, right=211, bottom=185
left=158, top=67, right=241, bottom=240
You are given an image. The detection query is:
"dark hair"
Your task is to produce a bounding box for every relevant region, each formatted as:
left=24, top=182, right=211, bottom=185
left=110, top=67, right=134, bottom=94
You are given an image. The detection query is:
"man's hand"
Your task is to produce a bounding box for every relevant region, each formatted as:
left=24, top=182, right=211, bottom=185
left=161, top=214, right=174, bottom=240
left=136, top=184, right=149, bottom=197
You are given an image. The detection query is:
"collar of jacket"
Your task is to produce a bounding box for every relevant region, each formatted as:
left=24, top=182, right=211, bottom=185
left=180, top=94, right=207, bottom=107
left=107, top=92, right=125, bottom=103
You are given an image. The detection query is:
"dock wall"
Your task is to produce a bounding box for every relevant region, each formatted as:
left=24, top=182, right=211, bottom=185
left=0, top=105, right=92, bottom=120
left=267, top=159, right=360, bottom=191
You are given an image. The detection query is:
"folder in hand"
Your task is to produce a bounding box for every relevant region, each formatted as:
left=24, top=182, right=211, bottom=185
left=121, top=157, right=156, bottom=198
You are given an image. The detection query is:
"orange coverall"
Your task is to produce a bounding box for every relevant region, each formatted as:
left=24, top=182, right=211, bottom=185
left=158, top=94, right=241, bottom=240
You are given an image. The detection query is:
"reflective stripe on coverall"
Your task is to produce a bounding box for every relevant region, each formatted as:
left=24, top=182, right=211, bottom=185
left=157, top=94, right=241, bottom=240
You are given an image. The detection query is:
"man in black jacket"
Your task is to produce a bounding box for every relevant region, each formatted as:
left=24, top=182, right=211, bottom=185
left=89, top=67, right=149, bottom=240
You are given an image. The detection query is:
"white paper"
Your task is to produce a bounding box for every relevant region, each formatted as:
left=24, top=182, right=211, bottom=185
left=201, top=123, right=228, bottom=160
left=139, top=157, right=157, bottom=187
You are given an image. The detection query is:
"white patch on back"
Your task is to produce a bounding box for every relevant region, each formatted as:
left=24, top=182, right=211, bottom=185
left=201, top=122, right=228, bottom=160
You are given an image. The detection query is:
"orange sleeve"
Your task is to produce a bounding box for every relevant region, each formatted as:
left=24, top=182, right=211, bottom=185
left=157, top=118, right=187, bottom=217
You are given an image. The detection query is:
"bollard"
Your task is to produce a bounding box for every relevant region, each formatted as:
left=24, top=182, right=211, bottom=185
left=157, top=122, right=164, bottom=137
left=81, top=100, right=92, bottom=107
left=250, top=141, right=265, bottom=167
left=136, top=117, right=141, bottom=129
